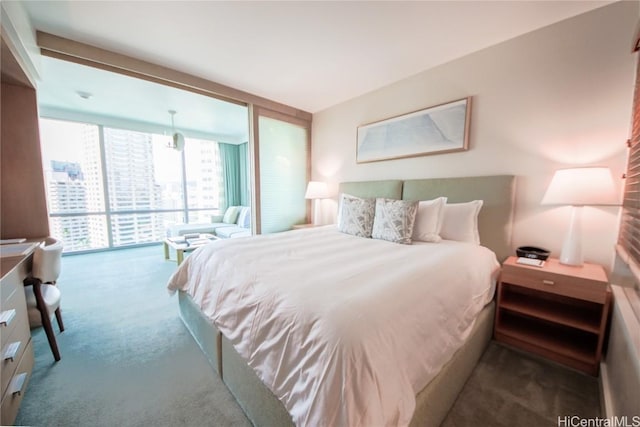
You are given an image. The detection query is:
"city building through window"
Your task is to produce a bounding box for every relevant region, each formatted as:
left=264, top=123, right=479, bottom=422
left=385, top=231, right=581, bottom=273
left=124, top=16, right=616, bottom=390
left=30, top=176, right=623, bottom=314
left=40, top=118, right=228, bottom=252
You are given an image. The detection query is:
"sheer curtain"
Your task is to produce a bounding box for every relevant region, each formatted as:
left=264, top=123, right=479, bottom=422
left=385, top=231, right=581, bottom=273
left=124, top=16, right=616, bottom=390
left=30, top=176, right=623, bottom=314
left=258, top=116, right=308, bottom=233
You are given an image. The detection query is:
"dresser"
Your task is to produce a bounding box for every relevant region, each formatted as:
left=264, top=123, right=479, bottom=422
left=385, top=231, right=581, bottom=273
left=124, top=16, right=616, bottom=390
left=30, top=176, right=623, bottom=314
left=0, top=245, right=37, bottom=425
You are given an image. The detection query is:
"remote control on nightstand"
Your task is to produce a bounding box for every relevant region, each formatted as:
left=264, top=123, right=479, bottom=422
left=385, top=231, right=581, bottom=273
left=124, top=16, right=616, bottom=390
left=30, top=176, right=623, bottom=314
left=516, top=257, right=545, bottom=267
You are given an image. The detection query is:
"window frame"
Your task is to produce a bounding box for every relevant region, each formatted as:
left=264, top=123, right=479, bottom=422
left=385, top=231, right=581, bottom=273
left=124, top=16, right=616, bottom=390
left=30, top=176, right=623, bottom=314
left=40, top=117, right=224, bottom=253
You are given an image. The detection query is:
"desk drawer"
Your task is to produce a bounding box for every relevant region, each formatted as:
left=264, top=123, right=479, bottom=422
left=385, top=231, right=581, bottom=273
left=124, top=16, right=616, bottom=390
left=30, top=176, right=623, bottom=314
left=1, top=258, right=29, bottom=305
left=1, top=340, right=33, bottom=426
left=0, top=284, right=29, bottom=351
left=1, top=324, right=31, bottom=397
left=501, top=265, right=607, bottom=303
left=1, top=257, right=30, bottom=350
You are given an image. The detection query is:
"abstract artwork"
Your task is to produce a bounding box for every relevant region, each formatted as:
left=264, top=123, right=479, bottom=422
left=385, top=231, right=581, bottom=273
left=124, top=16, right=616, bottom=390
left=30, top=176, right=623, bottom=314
left=356, top=97, right=471, bottom=163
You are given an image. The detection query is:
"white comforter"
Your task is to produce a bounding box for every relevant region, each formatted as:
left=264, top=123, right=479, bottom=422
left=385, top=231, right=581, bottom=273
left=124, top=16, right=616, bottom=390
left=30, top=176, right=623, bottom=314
left=167, top=225, right=499, bottom=427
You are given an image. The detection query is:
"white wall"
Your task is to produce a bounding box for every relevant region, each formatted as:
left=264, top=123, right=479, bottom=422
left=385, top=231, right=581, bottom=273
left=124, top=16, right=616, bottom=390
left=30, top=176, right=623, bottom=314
left=311, top=1, right=638, bottom=269
left=1, top=0, right=41, bottom=86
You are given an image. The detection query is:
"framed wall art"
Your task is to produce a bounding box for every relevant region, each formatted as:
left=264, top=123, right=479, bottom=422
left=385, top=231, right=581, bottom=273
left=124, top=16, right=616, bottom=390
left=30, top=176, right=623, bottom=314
left=356, top=97, right=471, bottom=163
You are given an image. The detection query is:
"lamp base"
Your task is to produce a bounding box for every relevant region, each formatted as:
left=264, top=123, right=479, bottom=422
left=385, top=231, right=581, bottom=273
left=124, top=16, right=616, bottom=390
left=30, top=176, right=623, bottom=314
left=312, top=199, right=322, bottom=226
left=559, top=206, right=583, bottom=267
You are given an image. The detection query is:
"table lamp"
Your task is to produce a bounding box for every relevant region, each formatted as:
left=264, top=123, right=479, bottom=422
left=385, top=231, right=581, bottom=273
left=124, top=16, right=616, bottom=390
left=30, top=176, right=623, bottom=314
left=541, top=167, right=618, bottom=266
left=305, top=181, right=329, bottom=225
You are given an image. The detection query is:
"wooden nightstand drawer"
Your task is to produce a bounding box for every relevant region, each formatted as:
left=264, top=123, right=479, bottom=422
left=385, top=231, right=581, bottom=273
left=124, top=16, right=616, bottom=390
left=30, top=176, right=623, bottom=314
left=501, top=265, right=607, bottom=304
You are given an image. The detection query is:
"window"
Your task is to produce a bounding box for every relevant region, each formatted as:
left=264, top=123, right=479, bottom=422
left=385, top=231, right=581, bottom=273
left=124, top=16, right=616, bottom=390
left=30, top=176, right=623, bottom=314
left=617, top=52, right=640, bottom=320
left=184, top=137, right=224, bottom=223
left=40, top=119, right=108, bottom=252
left=40, top=118, right=225, bottom=252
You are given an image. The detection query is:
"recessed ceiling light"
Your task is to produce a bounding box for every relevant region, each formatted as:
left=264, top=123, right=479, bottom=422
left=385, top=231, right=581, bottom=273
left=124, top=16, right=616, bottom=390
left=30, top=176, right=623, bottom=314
left=77, top=91, right=93, bottom=100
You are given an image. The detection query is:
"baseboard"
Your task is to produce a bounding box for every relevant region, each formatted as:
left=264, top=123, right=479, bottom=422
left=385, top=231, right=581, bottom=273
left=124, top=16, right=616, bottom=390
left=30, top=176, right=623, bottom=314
left=599, top=361, right=614, bottom=418
left=599, top=285, right=640, bottom=418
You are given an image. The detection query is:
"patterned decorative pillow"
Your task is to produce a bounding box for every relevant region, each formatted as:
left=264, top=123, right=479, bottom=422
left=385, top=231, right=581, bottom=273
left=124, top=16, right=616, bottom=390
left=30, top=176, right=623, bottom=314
left=371, top=198, right=419, bottom=244
left=338, top=194, right=375, bottom=238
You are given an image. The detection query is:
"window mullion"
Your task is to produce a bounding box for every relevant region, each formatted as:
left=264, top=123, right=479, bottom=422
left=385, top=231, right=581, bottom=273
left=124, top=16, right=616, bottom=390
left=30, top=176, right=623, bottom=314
left=181, top=146, right=189, bottom=223
left=98, top=124, right=114, bottom=248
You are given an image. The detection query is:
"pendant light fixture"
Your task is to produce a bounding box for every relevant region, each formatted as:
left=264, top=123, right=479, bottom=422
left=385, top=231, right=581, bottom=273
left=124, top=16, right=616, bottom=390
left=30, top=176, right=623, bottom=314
left=168, top=110, right=185, bottom=151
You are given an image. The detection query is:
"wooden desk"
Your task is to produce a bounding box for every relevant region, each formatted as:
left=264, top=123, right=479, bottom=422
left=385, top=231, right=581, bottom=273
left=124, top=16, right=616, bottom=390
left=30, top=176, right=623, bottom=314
left=0, top=241, right=39, bottom=425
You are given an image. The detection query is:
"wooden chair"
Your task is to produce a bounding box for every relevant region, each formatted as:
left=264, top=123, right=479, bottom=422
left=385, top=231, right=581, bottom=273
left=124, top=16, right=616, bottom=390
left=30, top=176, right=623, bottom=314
left=23, top=237, right=64, bottom=361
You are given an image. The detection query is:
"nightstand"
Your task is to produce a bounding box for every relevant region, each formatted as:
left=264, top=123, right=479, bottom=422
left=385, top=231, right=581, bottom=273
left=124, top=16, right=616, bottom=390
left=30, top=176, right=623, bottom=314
left=494, top=256, right=611, bottom=376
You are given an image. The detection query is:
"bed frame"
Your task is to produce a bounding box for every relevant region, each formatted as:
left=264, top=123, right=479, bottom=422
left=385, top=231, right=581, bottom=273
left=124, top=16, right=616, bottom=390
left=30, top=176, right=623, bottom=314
left=177, top=175, right=516, bottom=426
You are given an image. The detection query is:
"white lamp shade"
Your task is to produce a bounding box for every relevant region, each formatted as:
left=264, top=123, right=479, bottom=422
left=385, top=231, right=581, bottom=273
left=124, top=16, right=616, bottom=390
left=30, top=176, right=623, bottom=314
left=305, top=181, right=329, bottom=199
left=541, top=167, right=618, bottom=206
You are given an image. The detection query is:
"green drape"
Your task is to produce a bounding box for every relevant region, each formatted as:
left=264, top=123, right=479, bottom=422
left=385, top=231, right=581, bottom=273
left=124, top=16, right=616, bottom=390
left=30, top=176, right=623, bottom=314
left=219, top=142, right=249, bottom=208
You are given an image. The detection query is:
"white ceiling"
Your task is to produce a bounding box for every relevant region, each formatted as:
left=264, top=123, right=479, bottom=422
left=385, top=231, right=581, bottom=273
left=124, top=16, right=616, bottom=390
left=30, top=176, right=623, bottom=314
left=23, top=1, right=612, bottom=135
left=37, top=56, right=250, bottom=143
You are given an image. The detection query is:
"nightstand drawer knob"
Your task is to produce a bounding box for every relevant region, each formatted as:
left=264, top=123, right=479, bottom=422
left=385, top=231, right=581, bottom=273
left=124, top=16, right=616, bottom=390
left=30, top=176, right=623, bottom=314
left=542, top=280, right=555, bottom=286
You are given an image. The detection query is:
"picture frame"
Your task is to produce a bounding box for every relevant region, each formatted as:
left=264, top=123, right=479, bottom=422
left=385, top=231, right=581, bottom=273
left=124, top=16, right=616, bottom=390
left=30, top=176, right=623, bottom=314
left=356, top=97, right=471, bottom=163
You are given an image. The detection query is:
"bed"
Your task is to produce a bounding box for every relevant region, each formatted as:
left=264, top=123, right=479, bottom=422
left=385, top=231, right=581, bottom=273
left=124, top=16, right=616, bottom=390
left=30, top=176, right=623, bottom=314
left=167, top=175, right=515, bottom=427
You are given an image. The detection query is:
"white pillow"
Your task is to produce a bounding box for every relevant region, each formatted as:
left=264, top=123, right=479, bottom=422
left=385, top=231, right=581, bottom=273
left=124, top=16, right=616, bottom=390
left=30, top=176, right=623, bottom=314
left=222, top=206, right=241, bottom=224
left=411, top=197, right=447, bottom=242
left=440, top=200, right=483, bottom=244
left=237, top=207, right=251, bottom=228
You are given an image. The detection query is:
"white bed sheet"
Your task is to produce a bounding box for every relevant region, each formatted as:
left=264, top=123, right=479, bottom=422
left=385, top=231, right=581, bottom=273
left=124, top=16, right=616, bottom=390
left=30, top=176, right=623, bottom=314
left=167, top=225, right=499, bottom=427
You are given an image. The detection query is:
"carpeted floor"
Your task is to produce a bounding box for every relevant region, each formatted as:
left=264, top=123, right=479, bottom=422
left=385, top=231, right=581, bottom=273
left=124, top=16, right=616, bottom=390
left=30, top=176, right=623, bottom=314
left=15, top=245, right=601, bottom=426
left=16, top=245, right=250, bottom=427
left=442, top=342, right=601, bottom=427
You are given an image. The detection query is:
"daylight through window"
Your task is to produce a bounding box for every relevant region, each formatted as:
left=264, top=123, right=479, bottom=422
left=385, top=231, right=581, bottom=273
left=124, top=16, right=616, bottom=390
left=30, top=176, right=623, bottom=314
left=40, top=118, right=225, bottom=252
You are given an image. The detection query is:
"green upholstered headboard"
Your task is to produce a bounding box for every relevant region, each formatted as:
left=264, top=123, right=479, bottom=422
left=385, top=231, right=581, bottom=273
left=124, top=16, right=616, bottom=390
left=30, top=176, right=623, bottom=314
left=338, top=180, right=403, bottom=199
left=337, top=176, right=515, bottom=261
left=403, top=175, right=515, bottom=261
